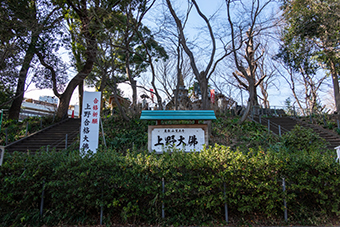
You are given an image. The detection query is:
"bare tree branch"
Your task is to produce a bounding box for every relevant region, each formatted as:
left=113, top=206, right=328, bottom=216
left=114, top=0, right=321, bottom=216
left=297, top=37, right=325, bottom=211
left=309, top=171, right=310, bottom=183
left=36, top=52, right=61, bottom=98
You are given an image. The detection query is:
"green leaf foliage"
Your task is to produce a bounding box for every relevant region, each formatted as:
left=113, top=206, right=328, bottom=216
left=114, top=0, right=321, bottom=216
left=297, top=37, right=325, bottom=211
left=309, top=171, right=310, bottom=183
left=280, top=0, right=340, bottom=79
left=1, top=144, right=339, bottom=226
left=281, top=125, right=328, bottom=153
left=101, top=115, right=152, bottom=152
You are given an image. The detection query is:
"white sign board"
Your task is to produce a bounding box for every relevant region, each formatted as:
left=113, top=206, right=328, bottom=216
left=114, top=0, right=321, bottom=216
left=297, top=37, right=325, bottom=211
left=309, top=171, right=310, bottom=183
left=148, top=125, right=208, bottom=153
left=335, top=146, right=340, bottom=163
left=79, top=91, right=101, bottom=154
left=0, top=146, right=4, bottom=166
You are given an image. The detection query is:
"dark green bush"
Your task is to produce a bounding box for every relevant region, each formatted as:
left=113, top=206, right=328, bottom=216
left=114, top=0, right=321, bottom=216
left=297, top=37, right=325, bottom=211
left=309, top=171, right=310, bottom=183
left=102, top=116, right=152, bottom=152
left=281, top=125, right=328, bottom=153
left=211, top=116, right=279, bottom=149
left=1, top=145, right=339, bottom=226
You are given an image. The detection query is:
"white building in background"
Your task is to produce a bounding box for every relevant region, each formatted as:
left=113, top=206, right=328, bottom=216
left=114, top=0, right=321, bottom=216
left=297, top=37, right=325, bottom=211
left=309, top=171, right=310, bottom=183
left=20, top=96, right=79, bottom=120
left=39, top=96, right=58, bottom=105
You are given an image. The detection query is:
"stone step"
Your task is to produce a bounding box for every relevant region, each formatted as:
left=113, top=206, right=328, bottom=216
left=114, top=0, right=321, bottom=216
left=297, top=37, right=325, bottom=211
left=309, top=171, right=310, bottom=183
left=5, top=118, right=81, bottom=153
left=254, top=116, right=340, bottom=150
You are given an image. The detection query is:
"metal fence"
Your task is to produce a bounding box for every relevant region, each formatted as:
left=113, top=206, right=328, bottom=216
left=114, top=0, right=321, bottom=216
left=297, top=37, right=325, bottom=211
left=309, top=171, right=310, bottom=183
left=248, top=105, right=340, bottom=135
left=35, top=175, right=289, bottom=225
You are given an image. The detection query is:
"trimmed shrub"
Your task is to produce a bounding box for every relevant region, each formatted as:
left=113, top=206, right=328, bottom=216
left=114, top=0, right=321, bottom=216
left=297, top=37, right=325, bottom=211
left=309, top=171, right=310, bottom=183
left=1, top=145, right=339, bottom=226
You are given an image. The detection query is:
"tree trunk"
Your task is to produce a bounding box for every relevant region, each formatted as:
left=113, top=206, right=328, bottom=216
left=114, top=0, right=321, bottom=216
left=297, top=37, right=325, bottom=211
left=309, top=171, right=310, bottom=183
left=174, top=77, right=179, bottom=110
left=55, top=2, right=97, bottom=119
left=240, top=100, right=252, bottom=123
left=125, top=45, right=137, bottom=111
left=130, top=79, right=137, bottom=109
left=112, top=76, right=129, bottom=121
left=57, top=92, right=72, bottom=120
left=99, top=72, right=107, bottom=110
left=330, top=60, right=340, bottom=114
left=126, top=63, right=137, bottom=111
left=8, top=38, right=37, bottom=120
left=253, top=85, right=259, bottom=107
left=199, top=72, right=209, bottom=110
left=78, top=81, right=84, bottom=117
left=239, top=79, right=257, bottom=123
left=56, top=52, right=95, bottom=119
left=259, top=82, right=269, bottom=108
left=151, top=74, right=163, bottom=110
left=175, top=41, right=181, bottom=110
left=288, top=71, right=306, bottom=116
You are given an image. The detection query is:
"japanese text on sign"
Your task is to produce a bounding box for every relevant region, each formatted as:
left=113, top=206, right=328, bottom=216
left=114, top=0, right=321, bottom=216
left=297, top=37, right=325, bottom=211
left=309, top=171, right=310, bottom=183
left=79, top=91, right=101, bottom=154
left=150, top=127, right=205, bottom=153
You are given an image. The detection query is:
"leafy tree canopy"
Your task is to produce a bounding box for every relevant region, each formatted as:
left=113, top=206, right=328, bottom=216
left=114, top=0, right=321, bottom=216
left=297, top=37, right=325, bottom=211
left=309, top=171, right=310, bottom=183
left=280, top=0, right=340, bottom=67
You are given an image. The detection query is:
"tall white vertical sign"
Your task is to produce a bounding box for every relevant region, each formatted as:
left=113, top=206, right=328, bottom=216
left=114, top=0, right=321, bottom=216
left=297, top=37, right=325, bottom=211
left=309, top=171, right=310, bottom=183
left=79, top=91, right=101, bottom=154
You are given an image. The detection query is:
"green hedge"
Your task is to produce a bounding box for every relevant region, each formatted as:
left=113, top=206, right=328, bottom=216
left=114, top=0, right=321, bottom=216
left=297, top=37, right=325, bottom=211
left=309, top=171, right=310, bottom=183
left=1, top=146, right=340, bottom=226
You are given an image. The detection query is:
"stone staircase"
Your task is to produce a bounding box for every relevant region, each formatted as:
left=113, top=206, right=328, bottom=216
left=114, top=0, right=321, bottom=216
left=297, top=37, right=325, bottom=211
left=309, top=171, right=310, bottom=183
left=299, top=120, right=340, bottom=149
left=254, top=116, right=340, bottom=150
left=5, top=118, right=81, bottom=153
